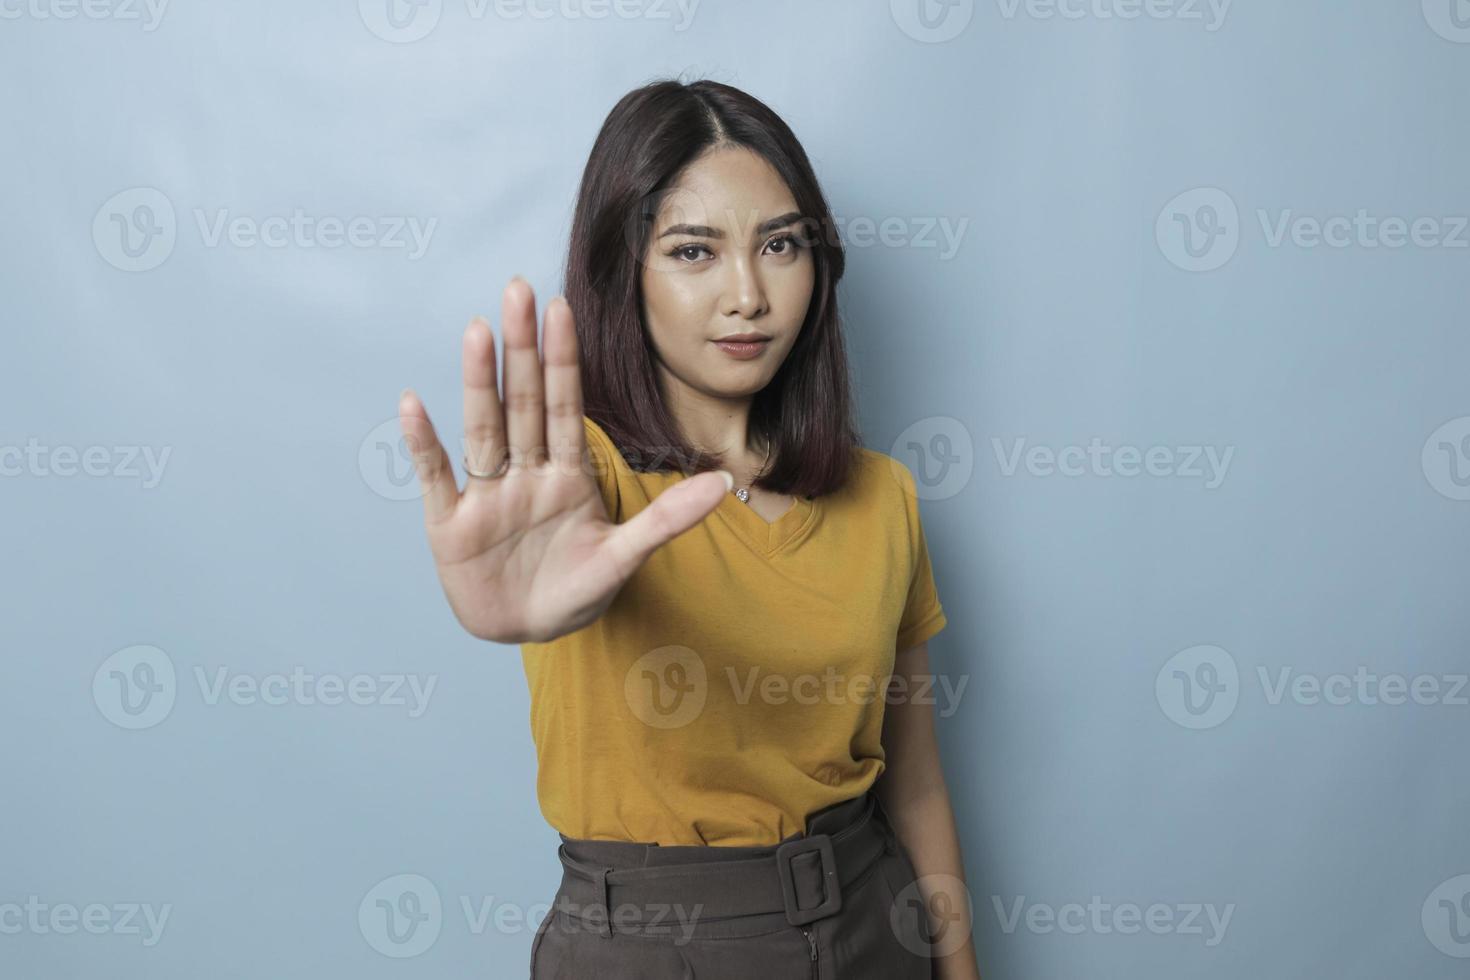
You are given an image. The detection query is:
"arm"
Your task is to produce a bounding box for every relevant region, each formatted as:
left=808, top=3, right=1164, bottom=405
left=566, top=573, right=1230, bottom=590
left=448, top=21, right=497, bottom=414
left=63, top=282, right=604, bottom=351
left=874, top=639, right=982, bottom=980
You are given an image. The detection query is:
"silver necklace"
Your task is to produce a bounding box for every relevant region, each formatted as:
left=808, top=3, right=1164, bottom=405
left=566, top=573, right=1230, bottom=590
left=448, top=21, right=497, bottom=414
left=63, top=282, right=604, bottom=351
left=732, top=440, right=773, bottom=504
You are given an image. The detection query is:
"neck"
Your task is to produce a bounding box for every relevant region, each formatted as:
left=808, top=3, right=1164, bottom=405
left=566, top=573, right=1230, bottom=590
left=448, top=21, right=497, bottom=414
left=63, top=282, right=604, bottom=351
left=658, top=365, right=765, bottom=477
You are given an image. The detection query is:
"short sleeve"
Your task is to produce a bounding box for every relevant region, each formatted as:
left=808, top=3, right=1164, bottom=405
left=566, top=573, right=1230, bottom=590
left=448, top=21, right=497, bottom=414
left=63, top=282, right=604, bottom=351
left=582, top=415, right=622, bottom=520
left=894, top=465, right=948, bottom=650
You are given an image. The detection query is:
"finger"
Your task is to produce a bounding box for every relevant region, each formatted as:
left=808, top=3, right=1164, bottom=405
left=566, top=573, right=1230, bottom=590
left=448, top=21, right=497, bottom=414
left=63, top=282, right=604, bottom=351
left=604, top=470, right=733, bottom=568
left=501, top=276, right=545, bottom=469
left=542, top=296, right=585, bottom=477
left=398, top=388, right=460, bottom=523
left=461, top=315, right=505, bottom=487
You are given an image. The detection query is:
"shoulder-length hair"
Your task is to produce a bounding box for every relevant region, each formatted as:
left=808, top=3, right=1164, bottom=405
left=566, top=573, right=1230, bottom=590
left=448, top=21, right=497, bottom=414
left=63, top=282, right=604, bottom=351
left=563, top=77, right=859, bottom=499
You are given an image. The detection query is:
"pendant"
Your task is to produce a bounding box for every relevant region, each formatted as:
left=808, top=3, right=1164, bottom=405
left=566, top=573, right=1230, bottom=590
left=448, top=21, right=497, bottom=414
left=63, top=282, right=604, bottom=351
left=734, top=487, right=750, bottom=502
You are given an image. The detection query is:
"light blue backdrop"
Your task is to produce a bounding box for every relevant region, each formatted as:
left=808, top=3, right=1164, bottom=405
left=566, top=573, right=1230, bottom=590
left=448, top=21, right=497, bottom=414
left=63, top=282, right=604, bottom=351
left=3, top=1, right=1467, bottom=977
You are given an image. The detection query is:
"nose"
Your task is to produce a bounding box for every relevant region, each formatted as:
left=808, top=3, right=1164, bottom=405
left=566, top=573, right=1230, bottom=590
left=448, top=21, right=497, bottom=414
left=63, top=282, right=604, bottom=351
left=720, top=252, right=767, bottom=319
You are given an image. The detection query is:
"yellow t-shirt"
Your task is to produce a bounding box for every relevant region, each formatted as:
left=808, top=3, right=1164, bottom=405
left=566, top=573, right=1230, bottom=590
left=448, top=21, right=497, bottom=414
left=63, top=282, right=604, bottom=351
left=519, top=415, right=948, bottom=846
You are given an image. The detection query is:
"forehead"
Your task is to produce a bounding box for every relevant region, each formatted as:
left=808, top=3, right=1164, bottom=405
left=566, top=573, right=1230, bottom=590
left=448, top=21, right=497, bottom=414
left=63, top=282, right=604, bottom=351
left=652, top=147, right=797, bottom=229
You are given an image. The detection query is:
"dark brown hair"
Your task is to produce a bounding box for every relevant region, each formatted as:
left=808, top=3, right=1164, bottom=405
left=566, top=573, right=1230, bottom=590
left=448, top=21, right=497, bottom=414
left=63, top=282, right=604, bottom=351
left=562, top=77, right=858, bottom=499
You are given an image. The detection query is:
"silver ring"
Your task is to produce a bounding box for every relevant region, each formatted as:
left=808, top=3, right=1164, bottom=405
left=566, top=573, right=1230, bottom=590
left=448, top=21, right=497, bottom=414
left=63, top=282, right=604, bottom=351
left=463, top=453, right=511, bottom=480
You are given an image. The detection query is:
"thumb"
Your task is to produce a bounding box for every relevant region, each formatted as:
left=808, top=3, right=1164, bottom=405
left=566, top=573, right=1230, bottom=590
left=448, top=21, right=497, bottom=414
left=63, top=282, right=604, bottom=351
left=605, top=469, right=733, bottom=568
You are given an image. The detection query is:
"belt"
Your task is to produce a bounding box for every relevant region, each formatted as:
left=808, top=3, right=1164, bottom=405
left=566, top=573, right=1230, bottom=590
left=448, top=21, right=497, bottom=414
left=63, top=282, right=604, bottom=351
left=552, top=792, right=897, bottom=937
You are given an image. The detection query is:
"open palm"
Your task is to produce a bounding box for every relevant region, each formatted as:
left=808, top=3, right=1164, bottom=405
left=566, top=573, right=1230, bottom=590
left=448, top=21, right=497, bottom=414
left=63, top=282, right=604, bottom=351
left=397, top=277, right=731, bottom=644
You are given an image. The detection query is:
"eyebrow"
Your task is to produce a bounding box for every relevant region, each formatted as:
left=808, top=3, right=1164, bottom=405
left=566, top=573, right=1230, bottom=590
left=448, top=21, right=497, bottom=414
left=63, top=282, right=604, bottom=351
left=656, top=210, right=805, bottom=240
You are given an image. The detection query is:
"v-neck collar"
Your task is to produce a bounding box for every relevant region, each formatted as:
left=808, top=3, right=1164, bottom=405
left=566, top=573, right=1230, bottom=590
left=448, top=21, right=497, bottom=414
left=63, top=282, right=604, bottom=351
left=712, top=487, right=818, bottom=556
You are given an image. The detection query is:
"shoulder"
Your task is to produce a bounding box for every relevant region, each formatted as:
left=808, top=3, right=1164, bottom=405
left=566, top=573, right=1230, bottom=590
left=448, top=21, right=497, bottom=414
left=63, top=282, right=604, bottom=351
left=845, top=446, right=921, bottom=516
left=583, top=413, right=614, bottom=451
left=582, top=414, right=630, bottom=470
left=581, top=414, right=624, bottom=515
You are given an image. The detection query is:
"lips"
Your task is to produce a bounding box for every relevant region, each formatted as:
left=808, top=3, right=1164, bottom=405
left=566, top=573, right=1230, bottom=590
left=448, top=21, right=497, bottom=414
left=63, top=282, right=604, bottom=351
left=712, top=338, right=770, bottom=359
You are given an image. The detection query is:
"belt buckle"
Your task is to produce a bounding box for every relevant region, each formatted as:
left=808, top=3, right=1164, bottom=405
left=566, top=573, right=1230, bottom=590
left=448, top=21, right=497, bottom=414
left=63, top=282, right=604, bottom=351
left=775, top=833, right=842, bottom=925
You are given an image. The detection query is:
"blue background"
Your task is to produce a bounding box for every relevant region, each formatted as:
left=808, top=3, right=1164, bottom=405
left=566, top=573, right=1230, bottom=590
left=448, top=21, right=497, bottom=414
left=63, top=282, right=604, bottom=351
left=2, top=1, right=1467, bottom=977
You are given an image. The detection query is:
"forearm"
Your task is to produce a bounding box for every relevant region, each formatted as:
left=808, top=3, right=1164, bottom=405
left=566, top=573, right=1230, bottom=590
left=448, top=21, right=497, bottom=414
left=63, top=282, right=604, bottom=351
left=878, top=779, right=982, bottom=980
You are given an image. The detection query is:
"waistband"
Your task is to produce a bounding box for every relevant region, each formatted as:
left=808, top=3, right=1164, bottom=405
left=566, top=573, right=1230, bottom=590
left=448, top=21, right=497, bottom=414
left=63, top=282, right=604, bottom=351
left=552, top=791, right=898, bottom=937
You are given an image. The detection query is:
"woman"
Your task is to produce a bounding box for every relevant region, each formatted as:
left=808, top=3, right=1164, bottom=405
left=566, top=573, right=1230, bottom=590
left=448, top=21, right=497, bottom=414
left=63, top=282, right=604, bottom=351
left=397, top=79, right=981, bottom=979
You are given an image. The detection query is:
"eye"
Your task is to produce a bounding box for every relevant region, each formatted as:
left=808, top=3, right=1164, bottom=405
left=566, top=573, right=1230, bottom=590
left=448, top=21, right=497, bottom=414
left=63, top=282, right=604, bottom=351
left=763, top=233, right=801, bottom=256
left=667, top=242, right=713, bottom=263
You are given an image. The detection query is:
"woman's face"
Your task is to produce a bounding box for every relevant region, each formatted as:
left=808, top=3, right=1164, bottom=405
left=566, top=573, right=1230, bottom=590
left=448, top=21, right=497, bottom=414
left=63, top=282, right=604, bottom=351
left=639, top=146, right=815, bottom=403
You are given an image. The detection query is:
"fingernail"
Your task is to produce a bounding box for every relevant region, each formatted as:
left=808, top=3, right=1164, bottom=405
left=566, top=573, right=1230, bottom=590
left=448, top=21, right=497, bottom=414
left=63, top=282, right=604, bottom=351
left=718, top=470, right=734, bottom=490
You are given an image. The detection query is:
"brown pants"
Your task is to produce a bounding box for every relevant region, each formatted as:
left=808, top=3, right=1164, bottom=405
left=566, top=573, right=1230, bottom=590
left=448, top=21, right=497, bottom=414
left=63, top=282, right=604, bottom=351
left=529, top=791, right=934, bottom=979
